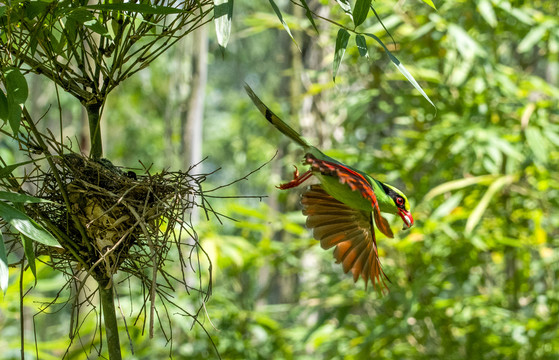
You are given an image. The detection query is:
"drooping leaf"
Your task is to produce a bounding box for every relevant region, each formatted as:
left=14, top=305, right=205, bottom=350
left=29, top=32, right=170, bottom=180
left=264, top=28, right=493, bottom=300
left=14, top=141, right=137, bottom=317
left=214, top=0, right=234, bottom=49
left=268, top=0, right=300, bottom=51
left=333, top=29, right=350, bottom=81
left=353, top=0, right=371, bottom=28
left=4, top=67, right=27, bottom=134
left=22, top=234, right=36, bottom=279
left=355, top=34, right=368, bottom=57
left=0, top=90, right=7, bottom=122
left=0, top=201, right=60, bottom=247
left=300, top=0, right=318, bottom=33
left=423, top=175, right=497, bottom=201
left=477, top=0, right=497, bottom=28
left=465, top=175, right=515, bottom=235
left=0, top=231, right=8, bottom=295
left=365, top=33, right=435, bottom=108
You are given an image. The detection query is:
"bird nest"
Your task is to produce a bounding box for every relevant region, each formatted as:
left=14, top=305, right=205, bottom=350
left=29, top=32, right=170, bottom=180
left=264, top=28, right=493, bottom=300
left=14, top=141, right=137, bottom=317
left=15, top=152, right=211, bottom=292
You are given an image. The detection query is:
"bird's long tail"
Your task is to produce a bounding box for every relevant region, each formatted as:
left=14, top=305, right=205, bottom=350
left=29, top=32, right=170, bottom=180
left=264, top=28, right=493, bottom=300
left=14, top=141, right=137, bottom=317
left=244, top=83, right=311, bottom=149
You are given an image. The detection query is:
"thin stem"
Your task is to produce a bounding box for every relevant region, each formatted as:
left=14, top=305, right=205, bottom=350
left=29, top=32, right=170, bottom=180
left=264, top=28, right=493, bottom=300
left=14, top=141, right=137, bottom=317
left=99, top=283, right=122, bottom=360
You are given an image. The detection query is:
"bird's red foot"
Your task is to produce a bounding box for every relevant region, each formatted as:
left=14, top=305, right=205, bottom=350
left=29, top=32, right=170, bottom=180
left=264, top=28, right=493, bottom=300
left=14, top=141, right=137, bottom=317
left=277, top=166, right=313, bottom=190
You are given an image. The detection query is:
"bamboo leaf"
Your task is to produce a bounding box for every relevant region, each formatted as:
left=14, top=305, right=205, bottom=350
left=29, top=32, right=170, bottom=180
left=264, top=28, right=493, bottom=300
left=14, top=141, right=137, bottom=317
left=364, top=33, right=435, bottom=108
left=353, top=0, right=371, bottom=27
left=268, top=0, right=300, bottom=51
left=421, top=0, right=437, bottom=10
left=23, top=234, right=36, bottom=279
left=0, top=191, right=53, bottom=204
left=333, top=29, right=350, bottom=81
left=214, top=0, right=234, bottom=49
left=355, top=34, right=369, bottom=57
left=0, top=201, right=60, bottom=247
left=86, top=3, right=191, bottom=14
left=0, top=160, right=36, bottom=178
left=300, top=0, right=318, bottom=33
left=423, top=175, right=497, bottom=202
left=0, top=231, right=8, bottom=295
left=465, top=175, right=515, bottom=235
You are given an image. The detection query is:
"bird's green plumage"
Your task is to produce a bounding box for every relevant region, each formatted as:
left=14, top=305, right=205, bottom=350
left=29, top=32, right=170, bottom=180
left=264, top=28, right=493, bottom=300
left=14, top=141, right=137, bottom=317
left=244, top=83, right=411, bottom=220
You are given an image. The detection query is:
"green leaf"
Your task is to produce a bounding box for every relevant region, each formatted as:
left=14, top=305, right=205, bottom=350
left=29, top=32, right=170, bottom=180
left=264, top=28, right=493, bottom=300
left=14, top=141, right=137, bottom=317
left=300, top=0, right=318, bottom=33
left=0, top=201, right=60, bottom=247
left=0, top=160, right=36, bottom=178
left=0, top=90, right=7, bottom=121
left=0, top=192, right=53, bottom=204
left=477, top=0, right=497, bottom=28
left=214, top=0, right=234, bottom=49
left=335, top=0, right=353, bottom=19
left=23, top=234, right=36, bottom=279
left=333, top=29, right=350, bottom=81
left=423, top=175, right=497, bottom=201
left=355, top=34, right=368, bottom=57
left=517, top=25, right=550, bottom=53
left=465, top=175, right=515, bottom=235
left=525, top=127, right=548, bottom=164
left=365, top=33, right=435, bottom=108
left=67, top=9, right=108, bottom=35
left=86, top=3, right=192, bottom=14
left=0, top=6, right=6, bottom=18
left=5, top=67, right=28, bottom=104
left=353, top=0, right=371, bottom=27
left=431, top=192, right=464, bottom=220
left=0, top=231, right=8, bottom=295
left=421, top=0, right=437, bottom=10
left=268, top=0, right=300, bottom=51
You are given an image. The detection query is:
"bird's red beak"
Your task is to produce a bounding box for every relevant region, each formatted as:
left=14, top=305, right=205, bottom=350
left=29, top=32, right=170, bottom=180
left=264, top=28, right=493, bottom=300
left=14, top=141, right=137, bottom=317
left=398, top=209, right=414, bottom=230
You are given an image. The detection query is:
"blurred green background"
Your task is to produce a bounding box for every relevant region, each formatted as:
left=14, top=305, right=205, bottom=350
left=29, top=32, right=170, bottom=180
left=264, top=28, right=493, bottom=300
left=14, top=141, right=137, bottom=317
left=1, top=0, right=559, bottom=359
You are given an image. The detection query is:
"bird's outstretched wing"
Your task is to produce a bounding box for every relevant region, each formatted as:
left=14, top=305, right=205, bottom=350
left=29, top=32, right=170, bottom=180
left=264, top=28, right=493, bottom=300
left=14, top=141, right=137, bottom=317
left=302, top=185, right=389, bottom=290
left=304, top=153, right=394, bottom=239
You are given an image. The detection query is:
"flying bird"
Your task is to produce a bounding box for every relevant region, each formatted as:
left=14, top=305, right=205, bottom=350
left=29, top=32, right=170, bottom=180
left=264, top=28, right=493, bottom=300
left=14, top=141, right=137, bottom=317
left=245, top=84, right=413, bottom=289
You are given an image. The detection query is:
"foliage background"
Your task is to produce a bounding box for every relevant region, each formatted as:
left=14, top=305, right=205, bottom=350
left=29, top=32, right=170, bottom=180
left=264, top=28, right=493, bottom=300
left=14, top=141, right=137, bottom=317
left=1, top=0, right=558, bottom=359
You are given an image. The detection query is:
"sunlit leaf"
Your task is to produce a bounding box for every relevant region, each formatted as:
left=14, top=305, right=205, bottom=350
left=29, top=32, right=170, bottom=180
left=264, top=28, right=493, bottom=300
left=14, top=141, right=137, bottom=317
left=365, top=33, right=435, bottom=108
left=353, top=0, right=371, bottom=27
left=268, top=0, right=300, bottom=51
left=0, top=231, right=8, bottom=295
left=525, top=127, right=548, bottom=164
left=335, top=0, right=353, bottom=20
left=333, top=29, right=350, bottom=81
left=465, top=175, right=515, bottom=235
left=517, top=24, right=550, bottom=53
left=431, top=192, right=463, bottom=220
left=214, top=0, right=234, bottom=49
left=421, top=0, right=437, bottom=10
left=423, top=175, right=497, bottom=201
left=0, top=202, right=60, bottom=247
left=477, top=0, right=497, bottom=27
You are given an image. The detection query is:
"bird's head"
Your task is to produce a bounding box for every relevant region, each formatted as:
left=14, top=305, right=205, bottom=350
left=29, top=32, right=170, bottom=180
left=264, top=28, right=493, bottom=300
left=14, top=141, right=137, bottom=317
left=379, top=182, right=414, bottom=230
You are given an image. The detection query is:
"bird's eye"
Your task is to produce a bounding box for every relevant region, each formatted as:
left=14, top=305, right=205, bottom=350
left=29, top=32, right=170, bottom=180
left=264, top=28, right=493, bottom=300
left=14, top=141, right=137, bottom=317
left=396, top=197, right=404, bottom=206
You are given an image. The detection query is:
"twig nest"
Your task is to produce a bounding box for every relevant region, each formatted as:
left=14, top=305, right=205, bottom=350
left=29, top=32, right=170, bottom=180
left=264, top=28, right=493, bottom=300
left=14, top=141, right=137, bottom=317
left=31, top=152, right=201, bottom=282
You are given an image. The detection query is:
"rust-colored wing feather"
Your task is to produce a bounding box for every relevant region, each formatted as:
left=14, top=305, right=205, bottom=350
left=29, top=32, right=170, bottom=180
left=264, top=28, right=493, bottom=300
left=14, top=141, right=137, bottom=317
left=304, top=153, right=394, bottom=239
left=302, top=185, right=389, bottom=290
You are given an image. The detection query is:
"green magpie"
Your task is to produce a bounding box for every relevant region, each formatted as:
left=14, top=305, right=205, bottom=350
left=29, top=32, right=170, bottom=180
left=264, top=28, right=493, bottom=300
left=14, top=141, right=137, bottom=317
left=245, top=84, right=414, bottom=289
